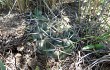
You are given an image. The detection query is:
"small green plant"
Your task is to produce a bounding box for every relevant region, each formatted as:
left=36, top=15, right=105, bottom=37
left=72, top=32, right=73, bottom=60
left=0, top=60, right=6, bottom=70
left=28, top=0, right=110, bottom=69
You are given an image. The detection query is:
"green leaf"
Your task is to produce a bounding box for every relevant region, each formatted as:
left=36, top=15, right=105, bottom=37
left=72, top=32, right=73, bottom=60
left=0, top=60, right=6, bottom=70
left=43, top=49, right=55, bottom=52
left=82, top=44, right=105, bottom=50
left=33, top=8, right=47, bottom=21
left=82, top=45, right=95, bottom=50
left=97, top=32, right=110, bottom=41
left=0, top=0, right=5, bottom=5
left=100, top=0, right=105, bottom=4
left=94, top=44, right=105, bottom=50
left=35, top=66, right=40, bottom=70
